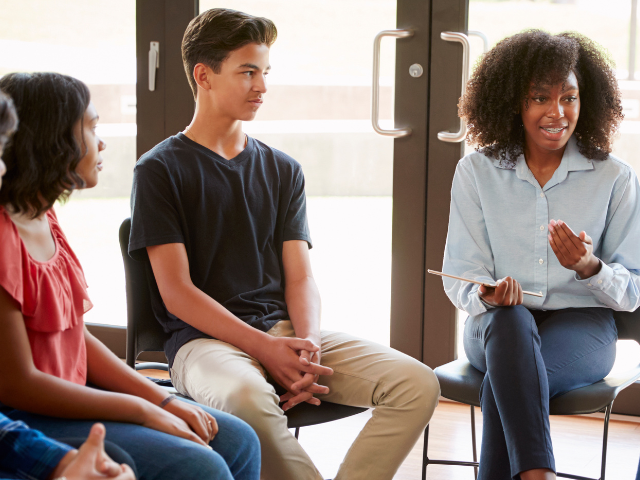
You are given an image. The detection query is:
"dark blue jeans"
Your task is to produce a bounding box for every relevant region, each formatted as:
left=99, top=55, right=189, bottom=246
left=0, top=398, right=260, bottom=480
left=464, top=306, right=617, bottom=480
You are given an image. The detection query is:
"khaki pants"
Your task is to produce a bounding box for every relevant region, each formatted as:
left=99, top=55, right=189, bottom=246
left=170, top=321, right=440, bottom=480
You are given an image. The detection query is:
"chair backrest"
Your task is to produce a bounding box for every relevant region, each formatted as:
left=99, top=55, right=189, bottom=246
left=118, top=218, right=170, bottom=367
left=614, top=308, right=640, bottom=344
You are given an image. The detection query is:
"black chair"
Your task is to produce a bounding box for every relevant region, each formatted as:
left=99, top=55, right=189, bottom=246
left=424, top=309, right=640, bottom=480
left=118, top=217, right=367, bottom=439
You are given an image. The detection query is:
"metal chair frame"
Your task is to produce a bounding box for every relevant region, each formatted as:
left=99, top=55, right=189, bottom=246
left=422, top=403, right=613, bottom=480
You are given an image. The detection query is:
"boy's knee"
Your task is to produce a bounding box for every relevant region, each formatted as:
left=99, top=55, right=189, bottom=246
left=392, top=356, right=441, bottom=412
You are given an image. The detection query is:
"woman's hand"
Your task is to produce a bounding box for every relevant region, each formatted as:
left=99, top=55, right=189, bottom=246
left=478, top=276, right=523, bottom=307
left=49, top=423, right=136, bottom=480
left=548, top=219, right=601, bottom=279
left=163, top=399, right=218, bottom=443
left=139, top=402, right=210, bottom=447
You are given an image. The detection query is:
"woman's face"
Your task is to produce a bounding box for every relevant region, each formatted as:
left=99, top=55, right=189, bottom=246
left=521, top=71, right=580, bottom=156
left=74, top=102, right=106, bottom=189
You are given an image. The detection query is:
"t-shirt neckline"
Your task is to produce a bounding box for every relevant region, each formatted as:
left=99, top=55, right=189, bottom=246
left=177, top=132, right=254, bottom=166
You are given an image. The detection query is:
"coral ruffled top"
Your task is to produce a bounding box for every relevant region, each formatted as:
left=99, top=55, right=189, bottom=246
left=0, top=206, right=91, bottom=385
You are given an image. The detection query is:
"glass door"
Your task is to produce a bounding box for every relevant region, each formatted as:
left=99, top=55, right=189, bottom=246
left=0, top=1, right=137, bottom=328
left=198, top=0, right=400, bottom=346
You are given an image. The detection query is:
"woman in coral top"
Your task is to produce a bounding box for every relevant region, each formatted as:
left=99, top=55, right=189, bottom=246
left=0, top=72, right=260, bottom=480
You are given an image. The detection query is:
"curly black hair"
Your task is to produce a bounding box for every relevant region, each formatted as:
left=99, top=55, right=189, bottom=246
left=0, top=72, right=90, bottom=218
left=0, top=90, right=18, bottom=149
left=459, top=30, right=623, bottom=162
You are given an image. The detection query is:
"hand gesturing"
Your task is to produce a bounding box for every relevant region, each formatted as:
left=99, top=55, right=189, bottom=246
left=547, top=219, right=601, bottom=279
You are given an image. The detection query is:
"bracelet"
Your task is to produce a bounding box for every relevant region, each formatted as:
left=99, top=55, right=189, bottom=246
left=159, top=394, right=177, bottom=409
left=53, top=477, right=68, bottom=480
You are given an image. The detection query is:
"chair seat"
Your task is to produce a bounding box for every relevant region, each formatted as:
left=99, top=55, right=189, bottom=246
left=435, top=359, right=640, bottom=415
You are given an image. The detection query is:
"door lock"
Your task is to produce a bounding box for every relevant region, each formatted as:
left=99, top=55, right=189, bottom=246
left=409, top=64, right=423, bottom=78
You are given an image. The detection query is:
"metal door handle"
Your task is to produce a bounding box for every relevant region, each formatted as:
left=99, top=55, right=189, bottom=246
left=149, top=42, right=160, bottom=92
left=437, top=32, right=470, bottom=143
left=437, top=30, right=489, bottom=143
left=372, top=29, right=413, bottom=137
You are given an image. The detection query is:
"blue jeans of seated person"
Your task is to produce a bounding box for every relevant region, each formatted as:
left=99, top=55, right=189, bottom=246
left=464, top=306, right=617, bottom=480
left=0, top=398, right=260, bottom=480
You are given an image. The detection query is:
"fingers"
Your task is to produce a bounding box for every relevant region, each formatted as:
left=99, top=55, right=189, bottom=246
left=205, top=412, right=218, bottom=440
left=291, top=373, right=329, bottom=394
left=282, top=391, right=316, bottom=411
left=300, top=362, right=333, bottom=377
left=98, top=457, right=123, bottom=477
left=286, top=338, right=319, bottom=352
left=493, top=278, right=508, bottom=305
left=291, top=371, right=315, bottom=391
left=185, top=409, right=210, bottom=444
left=299, top=349, right=311, bottom=366
left=117, top=463, right=136, bottom=480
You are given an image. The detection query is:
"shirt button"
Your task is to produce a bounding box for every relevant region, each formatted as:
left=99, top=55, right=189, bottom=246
left=539, top=258, right=544, bottom=264
left=598, top=279, right=603, bottom=284
left=587, top=283, right=593, bottom=287
left=540, top=192, right=545, bottom=198
left=540, top=225, right=545, bottom=231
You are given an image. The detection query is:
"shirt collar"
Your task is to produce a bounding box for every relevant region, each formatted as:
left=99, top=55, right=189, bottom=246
left=492, top=136, right=594, bottom=189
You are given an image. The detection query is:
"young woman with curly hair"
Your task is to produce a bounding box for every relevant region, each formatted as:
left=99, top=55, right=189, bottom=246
left=442, top=30, right=640, bottom=480
left=0, top=72, right=260, bottom=480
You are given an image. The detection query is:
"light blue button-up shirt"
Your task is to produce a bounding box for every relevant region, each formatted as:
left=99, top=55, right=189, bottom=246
left=442, top=137, right=640, bottom=317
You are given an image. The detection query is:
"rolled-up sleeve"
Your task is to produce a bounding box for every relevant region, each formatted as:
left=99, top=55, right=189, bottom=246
left=0, top=414, right=72, bottom=480
left=575, top=168, right=640, bottom=311
left=442, top=160, right=496, bottom=316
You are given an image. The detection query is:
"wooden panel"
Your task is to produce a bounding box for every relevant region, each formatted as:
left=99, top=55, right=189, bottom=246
left=390, top=0, right=432, bottom=362
left=421, top=0, right=468, bottom=368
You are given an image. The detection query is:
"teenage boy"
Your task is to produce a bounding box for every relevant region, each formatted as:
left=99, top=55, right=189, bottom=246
left=129, top=8, right=440, bottom=480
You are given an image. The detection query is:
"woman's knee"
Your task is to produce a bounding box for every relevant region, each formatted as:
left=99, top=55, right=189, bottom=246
left=483, top=305, right=534, bottom=339
left=175, top=448, right=234, bottom=480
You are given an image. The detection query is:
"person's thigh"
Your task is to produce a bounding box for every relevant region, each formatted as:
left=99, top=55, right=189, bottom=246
left=463, top=305, right=537, bottom=373
left=176, top=397, right=260, bottom=478
left=536, top=307, right=617, bottom=398
left=171, top=337, right=320, bottom=480
left=0, top=411, right=234, bottom=480
left=59, top=437, right=138, bottom=475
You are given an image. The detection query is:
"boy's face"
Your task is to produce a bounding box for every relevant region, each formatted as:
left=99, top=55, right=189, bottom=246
left=204, top=42, right=270, bottom=121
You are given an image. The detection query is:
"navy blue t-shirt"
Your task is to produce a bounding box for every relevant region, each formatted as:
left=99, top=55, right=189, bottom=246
left=128, top=133, right=312, bottom=366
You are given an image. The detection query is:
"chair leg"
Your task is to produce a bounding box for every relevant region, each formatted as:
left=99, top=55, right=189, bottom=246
left=422, top=424, right=430, bottom=480
left=600, top=403, right=613, bottom=480
left=295, top=427, right=300, bottom=440
left=470, top=405, right=478, bottom=480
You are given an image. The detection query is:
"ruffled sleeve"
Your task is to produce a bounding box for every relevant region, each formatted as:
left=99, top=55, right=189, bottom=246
left=21, top=209, right=93, bottom=333
left=0, top=207, right=32, bottom=313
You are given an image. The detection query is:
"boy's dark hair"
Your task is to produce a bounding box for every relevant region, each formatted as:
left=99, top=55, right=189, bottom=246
left=182, top=8, right=277, bottom=100
left=459, top=30, right=623, bottom=162
left=0, top=72, right=91, bottom=218
left=0, top=90, right=18, bottom=149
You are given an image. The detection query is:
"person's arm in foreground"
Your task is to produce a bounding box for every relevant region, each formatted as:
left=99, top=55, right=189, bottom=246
left=147, top=243, right=333, bottom=404
left=0, top=414, right=134, bottom=480
left=0, top=287, right=209, bottom=447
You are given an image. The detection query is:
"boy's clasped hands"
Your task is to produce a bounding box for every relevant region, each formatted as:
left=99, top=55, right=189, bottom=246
left=479, top=219, right=600, bottom=307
